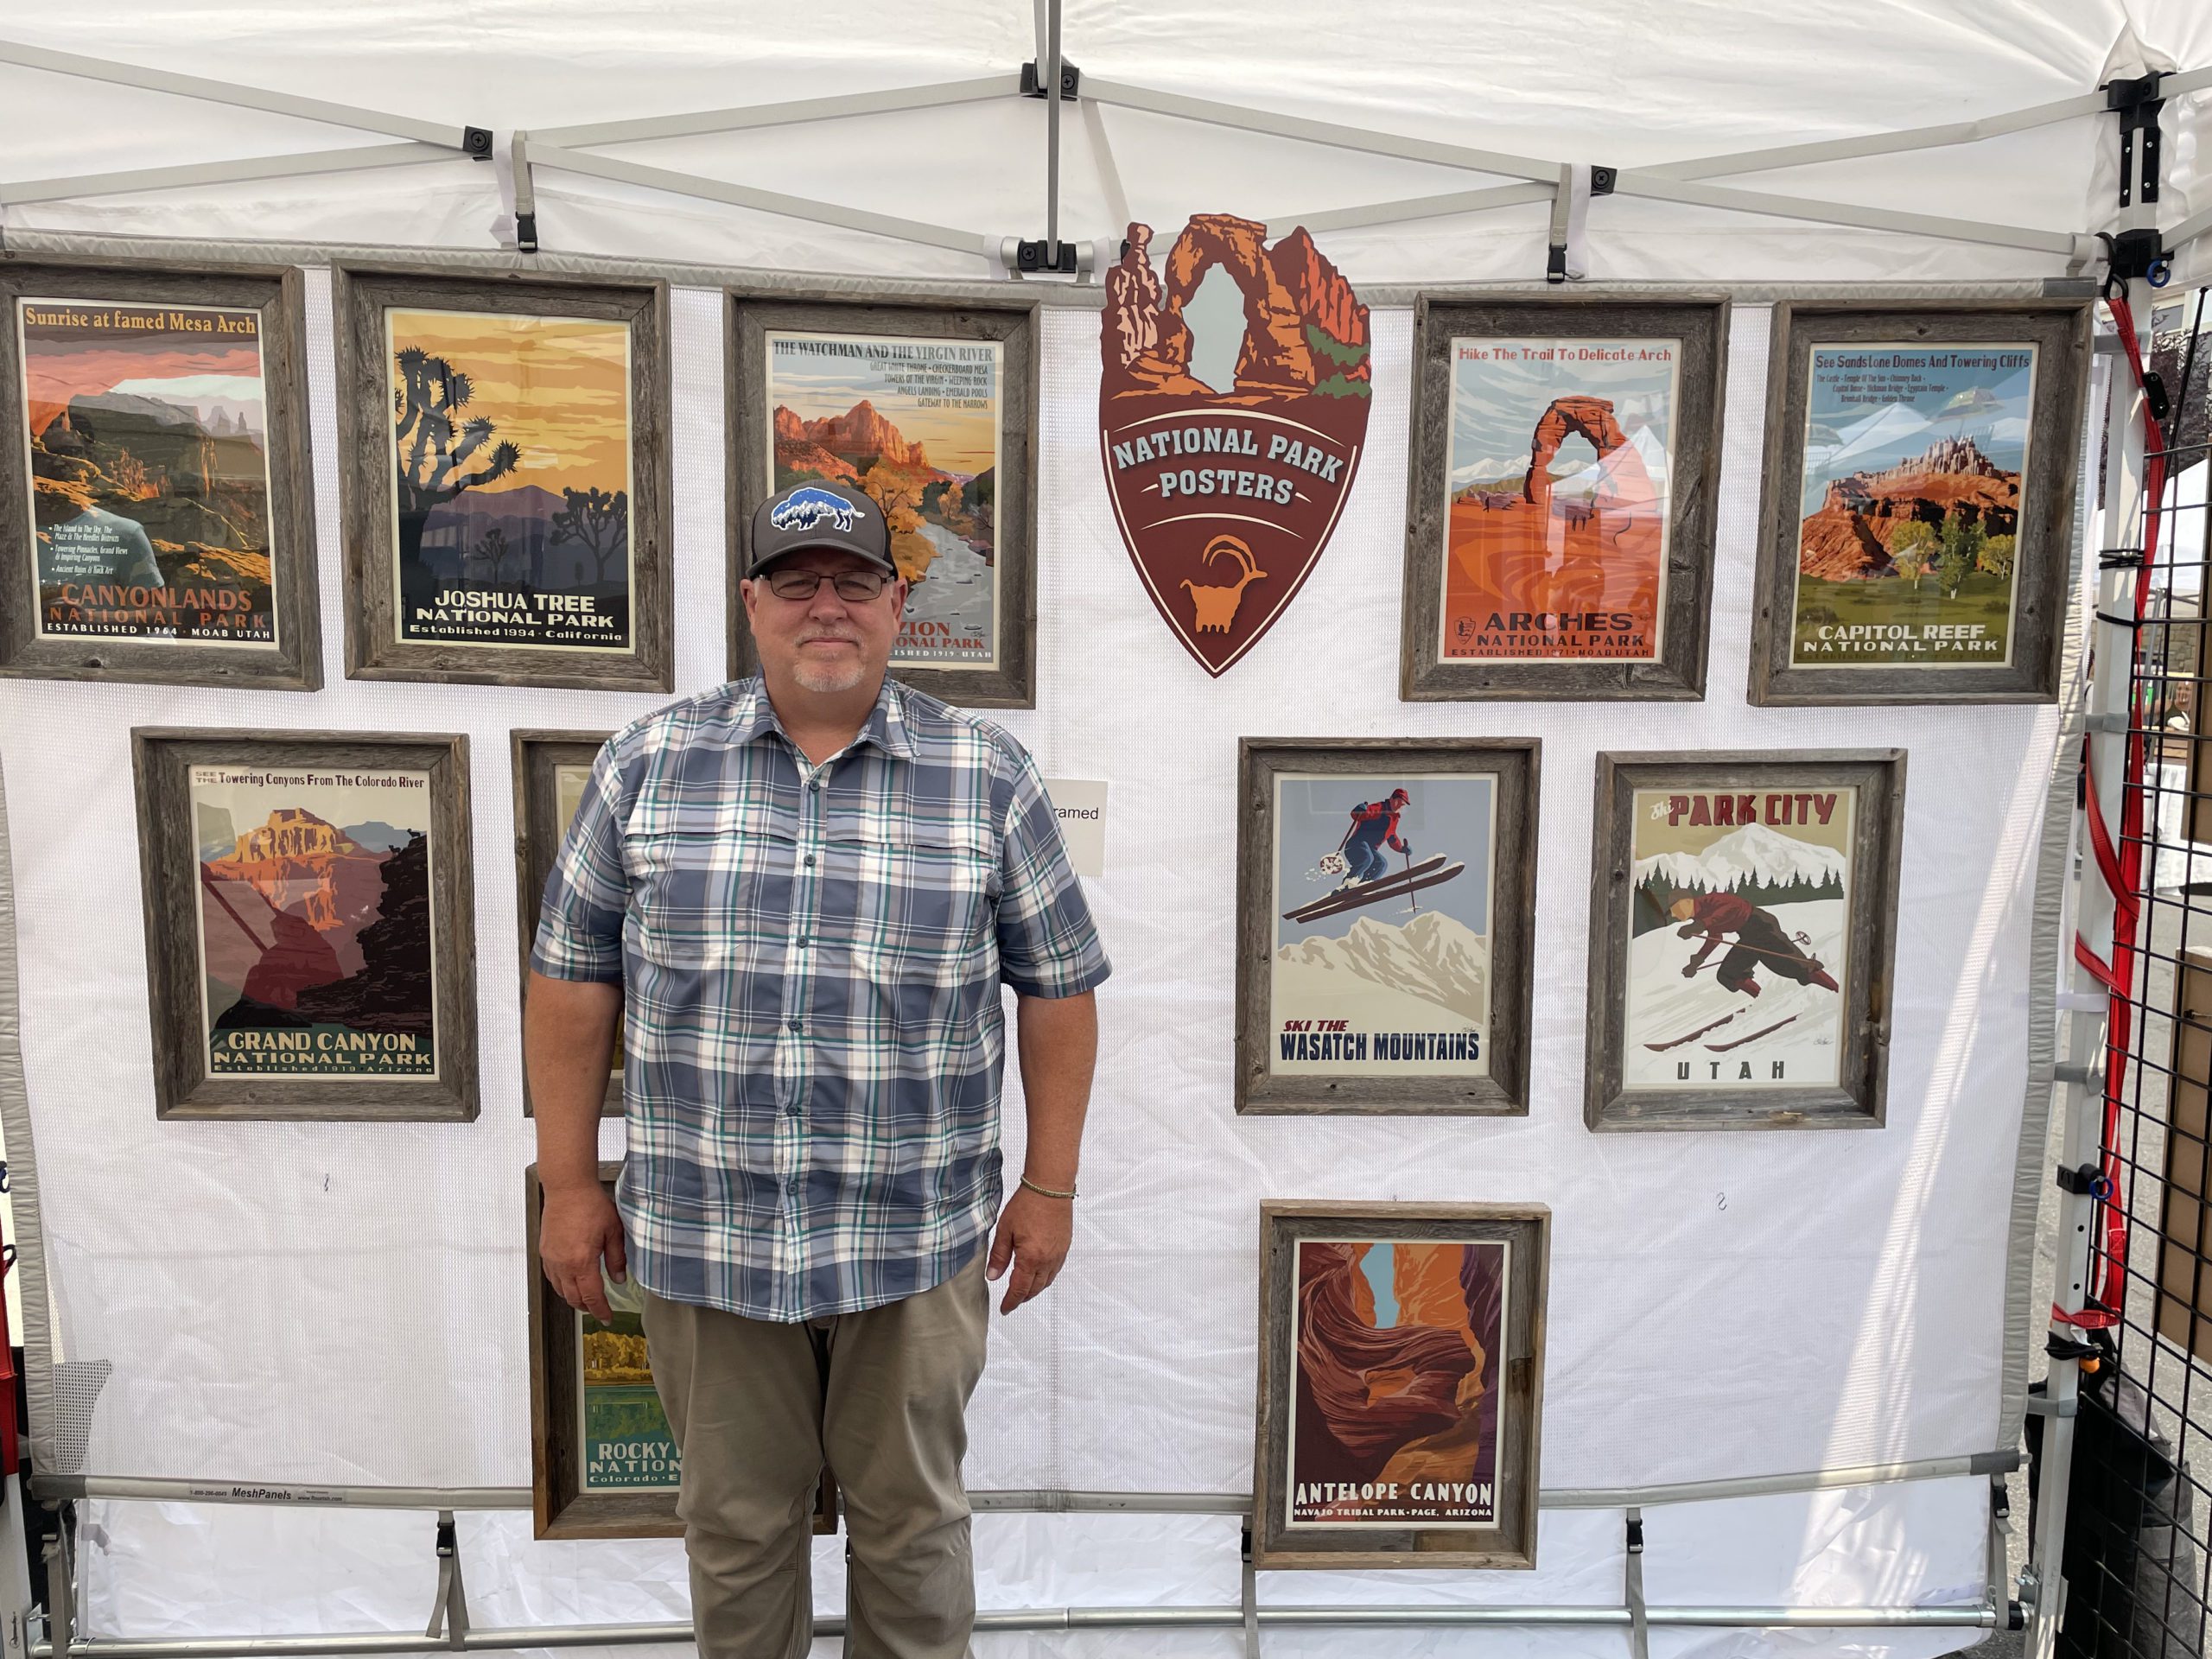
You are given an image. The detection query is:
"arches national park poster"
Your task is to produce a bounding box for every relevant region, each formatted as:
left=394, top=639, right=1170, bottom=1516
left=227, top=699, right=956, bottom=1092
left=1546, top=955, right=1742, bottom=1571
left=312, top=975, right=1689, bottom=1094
left=135, top=730, right=476, bottom=1120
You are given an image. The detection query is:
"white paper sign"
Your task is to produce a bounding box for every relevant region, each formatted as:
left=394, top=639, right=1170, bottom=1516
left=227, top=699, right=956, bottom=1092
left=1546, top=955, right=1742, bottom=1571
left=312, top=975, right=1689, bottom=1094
left=1043, top=779, right=1108, bottom=878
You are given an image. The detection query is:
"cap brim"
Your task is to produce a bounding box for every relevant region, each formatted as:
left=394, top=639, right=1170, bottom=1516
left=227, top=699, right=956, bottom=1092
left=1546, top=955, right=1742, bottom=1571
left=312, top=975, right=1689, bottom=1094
left=745, top=537, right=900, bottom=579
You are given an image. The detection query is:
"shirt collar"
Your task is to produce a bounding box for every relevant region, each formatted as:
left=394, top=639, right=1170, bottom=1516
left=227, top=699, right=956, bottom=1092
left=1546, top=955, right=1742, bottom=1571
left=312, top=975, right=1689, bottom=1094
left=732, top=675, right=917, bottom=763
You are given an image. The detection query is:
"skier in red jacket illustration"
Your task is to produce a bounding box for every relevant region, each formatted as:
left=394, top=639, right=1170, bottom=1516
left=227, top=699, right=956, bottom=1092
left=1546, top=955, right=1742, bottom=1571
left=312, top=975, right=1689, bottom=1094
left=1667, top=889, right=1839, bottom=996
left=1337, top=788, right=1413, bottom=890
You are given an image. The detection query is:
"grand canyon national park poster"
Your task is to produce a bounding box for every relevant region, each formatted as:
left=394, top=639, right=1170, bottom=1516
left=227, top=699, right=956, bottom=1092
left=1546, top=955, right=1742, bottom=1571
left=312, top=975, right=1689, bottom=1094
left=1271, top=772, right=1494, bottom=1084
left=1789, top=342, right=2036, bottom=668
left=1624, top=785, right=1856, bottom=1091
left=1288, top=1236, right=1508, bottom=1528
left=1439, top=336, right=1678, bottom=662
left=385, top=308, right=635, bottom=652
left=191, top=764, right=439, bottom=1080
left=1100, top=216, right=1371, bottom=676
left=17, top=297, right=276, bottom=645
left=766, top=332, right=1001, bottom=670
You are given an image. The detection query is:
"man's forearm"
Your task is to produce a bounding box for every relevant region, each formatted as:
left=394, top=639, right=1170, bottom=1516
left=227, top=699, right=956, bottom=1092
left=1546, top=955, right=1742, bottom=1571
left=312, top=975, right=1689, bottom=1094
left=1012, top=989, right=1098, bottom=1190
left=525, top=972, right=623, bottom=1192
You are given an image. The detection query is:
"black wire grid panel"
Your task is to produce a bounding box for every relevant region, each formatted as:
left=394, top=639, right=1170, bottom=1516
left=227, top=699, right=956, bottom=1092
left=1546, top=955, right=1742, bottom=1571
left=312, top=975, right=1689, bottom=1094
left=2044, top=287, right=2212, bottom=1659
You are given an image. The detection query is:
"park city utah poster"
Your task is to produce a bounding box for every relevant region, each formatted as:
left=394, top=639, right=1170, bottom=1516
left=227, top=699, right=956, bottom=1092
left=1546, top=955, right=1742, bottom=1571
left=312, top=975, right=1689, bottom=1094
left=1438, top=336, right=1677, bottom=661
left=1289, top=1236, right=1507, bottom=1528
left=1099, top=216, right=1371, bottom=676
left=385, top=308, right=635, bottom=652
left=191, top=765, right=439, bottom=1079
left=1624, top=786, right=1856, bottom=1090
left=1790, top=342, right=2036, bottom=667
left=17, top=297, right=276, bottom=645
left=767, top=332, right=1001, bottom=669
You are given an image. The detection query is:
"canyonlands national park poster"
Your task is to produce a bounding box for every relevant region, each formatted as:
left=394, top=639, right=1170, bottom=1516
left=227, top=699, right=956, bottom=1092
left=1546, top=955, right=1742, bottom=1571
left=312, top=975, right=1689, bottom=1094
left=17, top=297, right=276, bottom=645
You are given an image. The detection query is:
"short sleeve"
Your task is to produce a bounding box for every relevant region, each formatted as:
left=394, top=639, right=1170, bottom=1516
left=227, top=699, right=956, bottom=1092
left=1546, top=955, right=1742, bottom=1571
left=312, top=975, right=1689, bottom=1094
left=995, top=750, right=1111, bottom=999
left=530, top=740, right=632, bottom=985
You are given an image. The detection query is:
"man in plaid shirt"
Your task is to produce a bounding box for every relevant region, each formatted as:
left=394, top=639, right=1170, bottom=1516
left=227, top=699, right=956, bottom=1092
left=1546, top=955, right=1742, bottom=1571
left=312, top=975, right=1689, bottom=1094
left=526, top=479, right=1109, bottom=1659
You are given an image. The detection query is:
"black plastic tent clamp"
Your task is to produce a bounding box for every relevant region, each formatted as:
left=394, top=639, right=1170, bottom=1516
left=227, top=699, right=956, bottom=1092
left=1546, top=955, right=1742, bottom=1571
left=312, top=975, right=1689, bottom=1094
left=1021, top=60, right=1081, bottom=99
left=2056, top=1162, right=2114, bottom=1201
left=2104, top=73, right=2165, bottom=207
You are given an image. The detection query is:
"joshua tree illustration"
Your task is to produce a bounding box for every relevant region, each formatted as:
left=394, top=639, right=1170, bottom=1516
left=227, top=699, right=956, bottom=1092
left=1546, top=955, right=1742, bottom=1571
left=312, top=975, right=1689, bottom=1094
left=471, top=526, right=524, bottom=585
left=548, top=486, right=630, bottom=586
left=392, top=346, right=520, bottom=600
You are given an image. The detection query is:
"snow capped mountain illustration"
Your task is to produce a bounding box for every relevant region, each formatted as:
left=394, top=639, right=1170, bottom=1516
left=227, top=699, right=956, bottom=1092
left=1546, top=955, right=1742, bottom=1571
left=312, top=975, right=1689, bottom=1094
left=1274, top=910, right=1488, bottom=1025
left=1449, top=454, right=1529, bottom=488
left=1635, top=821, right=1846, bottom=895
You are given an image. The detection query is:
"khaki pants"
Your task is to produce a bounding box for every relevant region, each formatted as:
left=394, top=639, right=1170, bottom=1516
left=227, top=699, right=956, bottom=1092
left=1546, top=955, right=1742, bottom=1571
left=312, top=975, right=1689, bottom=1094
left=640, top=1255, right=990, bottom=1659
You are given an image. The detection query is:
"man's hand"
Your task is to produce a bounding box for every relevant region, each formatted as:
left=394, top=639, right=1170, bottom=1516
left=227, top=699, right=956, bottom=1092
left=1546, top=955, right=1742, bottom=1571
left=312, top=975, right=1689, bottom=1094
left=540, top=1182, right=628, bottom=1322
left=986, top=1184, right=1072, bottom=1314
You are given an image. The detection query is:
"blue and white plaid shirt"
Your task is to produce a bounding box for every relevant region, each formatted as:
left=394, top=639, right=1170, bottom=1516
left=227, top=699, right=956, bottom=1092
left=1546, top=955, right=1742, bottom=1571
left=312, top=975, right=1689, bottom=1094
left=531, top=675, right=1111, bottom=1322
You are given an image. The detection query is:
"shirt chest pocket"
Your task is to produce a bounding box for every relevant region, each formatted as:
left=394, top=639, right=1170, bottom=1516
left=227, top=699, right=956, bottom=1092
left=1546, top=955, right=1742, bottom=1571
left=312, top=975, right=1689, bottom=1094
left=831, top=828, right=996, bottom=983
left=628, top=827, right=795, bottom=967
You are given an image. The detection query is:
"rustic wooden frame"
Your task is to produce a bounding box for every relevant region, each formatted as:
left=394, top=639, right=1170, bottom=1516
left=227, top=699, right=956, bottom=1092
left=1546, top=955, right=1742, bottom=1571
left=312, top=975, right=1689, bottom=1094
left=1235, top=738, right=1539, bottom=1115
left=1399, top=293, right=1729, bottom=702
left=1747, top=299, right=2091, bottom=706
left=0, top=257, right=322, bottom=690
left=2156, top=948, right=2212, bottom=1365
left=130, top=727, right=478, bottom=1121
left=1585, top=749, right=1907, bottom=1132
left=1252, top=1200, right=1549, bottom=1571
left=726, top=292, right=1039, bottom=707
left=525, top=1163, right=837, bottom=1539
left=334, top=264, right=674, bottom=691
left=512, top=729, right=620, bottom=1118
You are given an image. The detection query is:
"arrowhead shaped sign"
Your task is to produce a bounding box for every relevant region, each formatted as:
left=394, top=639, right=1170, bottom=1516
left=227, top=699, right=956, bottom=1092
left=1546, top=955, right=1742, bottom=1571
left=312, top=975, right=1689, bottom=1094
left=1099, top=216, right=1372, bottom=677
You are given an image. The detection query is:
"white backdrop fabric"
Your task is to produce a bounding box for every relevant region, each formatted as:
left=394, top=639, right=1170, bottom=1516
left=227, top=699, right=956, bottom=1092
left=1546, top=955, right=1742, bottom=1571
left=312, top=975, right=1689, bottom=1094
left=0, top=0, right=2191, bottom=1650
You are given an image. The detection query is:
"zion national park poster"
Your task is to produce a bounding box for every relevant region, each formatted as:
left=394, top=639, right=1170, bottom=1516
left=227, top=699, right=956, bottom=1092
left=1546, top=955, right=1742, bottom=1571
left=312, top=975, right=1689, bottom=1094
left=1272, top=772, right=1494, bottom=1083
left=190, top=764, right=439, bottom=1080
left=385, top=308, right=634, bottom=652
left=1439, top=337, right=1676, bottom=662
left=17, top=297, right=276, bottom=645
left=1287, top=1236, right=1508, bottom=1528
left=767, top=332, right=1001, bottom=670
left=1100, top=216, right=1370, bottom=676
left=1789, top=343, right=2036, bottom=668
left=1623, top=785, right=1856, bottom=1091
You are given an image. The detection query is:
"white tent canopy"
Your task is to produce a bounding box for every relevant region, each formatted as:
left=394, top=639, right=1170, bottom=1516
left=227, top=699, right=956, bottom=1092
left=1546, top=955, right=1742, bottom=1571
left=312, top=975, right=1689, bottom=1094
left=0, top=5, right=2205, bottom=1656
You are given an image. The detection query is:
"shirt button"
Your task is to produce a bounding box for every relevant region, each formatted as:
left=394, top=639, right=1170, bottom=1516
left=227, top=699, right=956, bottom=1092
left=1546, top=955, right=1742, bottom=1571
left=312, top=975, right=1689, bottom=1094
left=798, top=936, right=810, bottom=948
left=788, top=1018, right=803, bottom=1033
left=804, top=854, right=817, bottom=868
left=786, top=1177, right=802, bottom=1194
left=810, top=779, right=823, bottom=791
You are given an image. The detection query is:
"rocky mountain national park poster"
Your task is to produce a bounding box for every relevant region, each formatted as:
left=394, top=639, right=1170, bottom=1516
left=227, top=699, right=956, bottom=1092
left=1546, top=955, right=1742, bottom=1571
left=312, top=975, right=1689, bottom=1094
left=1100, top=216, right=1370, bottom=676
left=766, top=331, right=1001, bottom=670
left=1789, top=342, right=2036, bottom=669
left=1271, top=772, right=1495, bottom=1083
left=17, top=296, right=277, bottom=646
left=1287, top=1236, right=1507, bottom=1529
left=1624, top=785, right=1858, bottom=1094
left=189, top=764, right=441, bottom=1083
left=1438, top=336, right=1678, bottom=663
left=385, top=308, right=634, bottom=652
left=577, top=1305, right=678, bottom=1491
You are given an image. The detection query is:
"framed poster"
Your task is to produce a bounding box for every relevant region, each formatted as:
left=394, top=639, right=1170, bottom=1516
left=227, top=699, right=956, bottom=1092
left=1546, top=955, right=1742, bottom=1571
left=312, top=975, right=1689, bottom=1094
left=1252, top=1201, right=1548, bottom=1571
left=1748, top=300, right=2091, bottom=705
left=727, top=294, right=1037, bottom=707
left=0, top=259, right=321, bottom=689
left=1236, top=739, right=1538, bottom=1115
left=526, top=1164, right=838, bottom=1539
left=1400, top=296, right=1727, bottom=702
left=131, top=728, right=478, bottom=1121
left=1585, top=750, right=1907, bottom=1131
left=512, top=729, right=620, bottom=1117
left=334, top=265, right=673, bottom=691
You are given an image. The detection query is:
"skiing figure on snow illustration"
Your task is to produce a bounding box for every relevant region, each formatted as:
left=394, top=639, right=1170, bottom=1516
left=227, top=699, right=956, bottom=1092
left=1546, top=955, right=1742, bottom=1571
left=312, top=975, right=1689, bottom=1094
left=1338, top=789, right=1413, bottom=890
left=1666, top=890, right=1839, bottom=997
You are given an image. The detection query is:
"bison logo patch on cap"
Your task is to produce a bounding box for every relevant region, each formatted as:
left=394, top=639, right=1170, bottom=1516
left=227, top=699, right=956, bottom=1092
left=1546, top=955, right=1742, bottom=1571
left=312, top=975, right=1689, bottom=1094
left=770, top=485, right=864, bottom=534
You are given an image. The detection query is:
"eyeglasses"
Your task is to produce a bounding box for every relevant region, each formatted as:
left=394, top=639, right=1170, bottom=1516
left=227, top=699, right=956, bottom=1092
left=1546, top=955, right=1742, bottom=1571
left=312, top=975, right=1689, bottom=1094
left=760, top=568, right=893, bottom=602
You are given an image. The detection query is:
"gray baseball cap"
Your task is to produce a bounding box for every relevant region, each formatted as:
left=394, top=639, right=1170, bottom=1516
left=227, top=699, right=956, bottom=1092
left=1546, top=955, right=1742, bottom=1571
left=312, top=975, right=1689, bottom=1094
left=746, top=480, right=897, bottom=578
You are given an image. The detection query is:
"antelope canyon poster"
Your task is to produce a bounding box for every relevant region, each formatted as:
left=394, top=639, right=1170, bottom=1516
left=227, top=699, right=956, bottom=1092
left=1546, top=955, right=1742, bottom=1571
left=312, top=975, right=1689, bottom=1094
left=766, top=331, right=1001, bottom=670
left=1438, top=336, right=1678, bottom=662
left=1789, top=342, right=2036, bottom=669
left=189, top=764, right=440, bottom=1079
left=17, top=297, right=277, bottom=645
left=1099, top=216, right=1371, bottom=676
left=1287, top=1236, right=1508, bottom=1528
left=384, top=308, right=634, bottom=652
